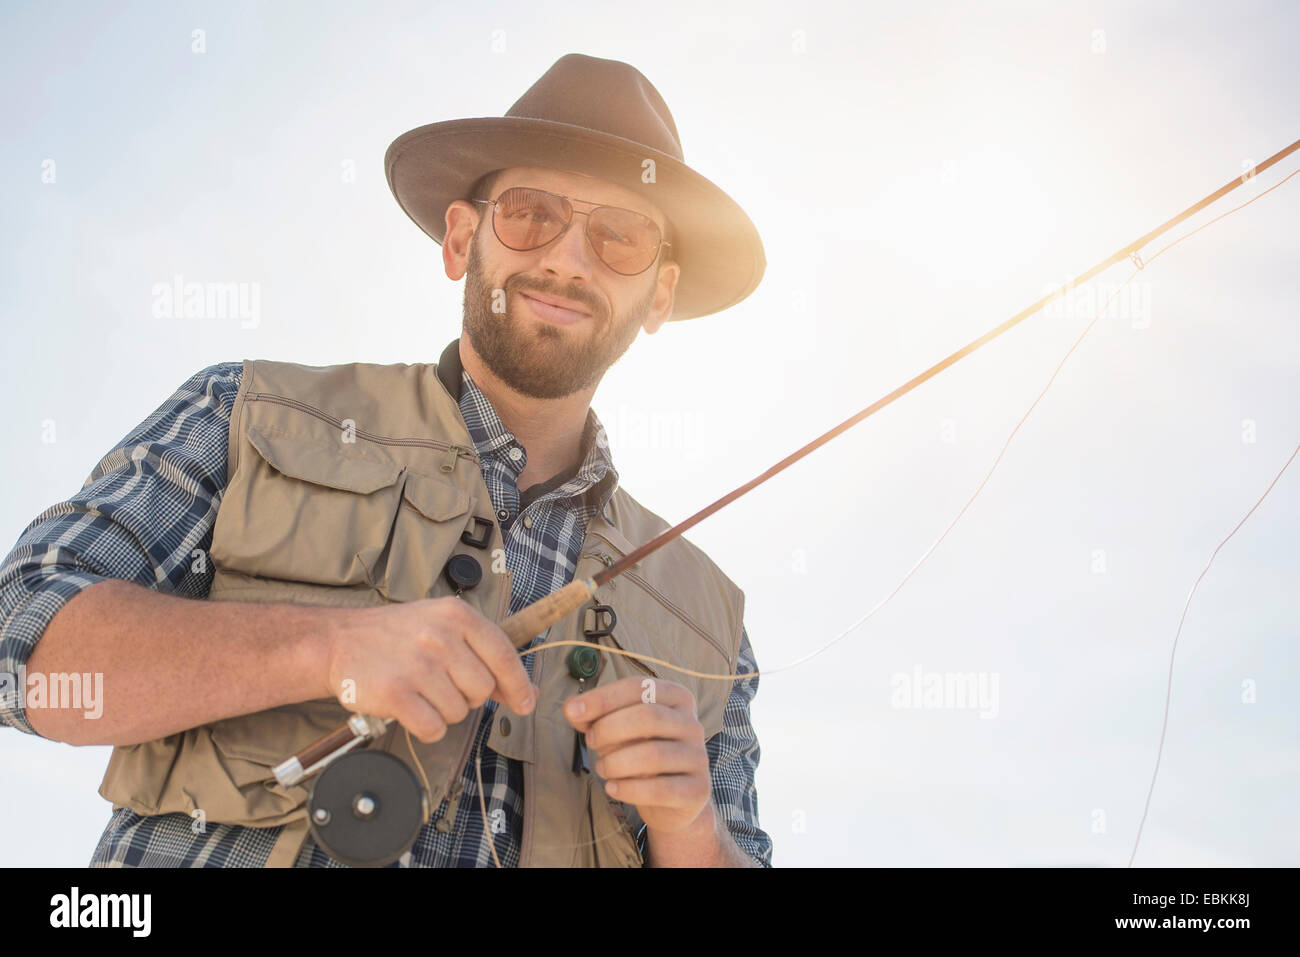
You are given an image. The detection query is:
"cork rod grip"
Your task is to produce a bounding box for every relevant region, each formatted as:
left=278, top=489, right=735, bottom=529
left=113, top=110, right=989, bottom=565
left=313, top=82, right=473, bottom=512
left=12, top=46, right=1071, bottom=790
left=501, top=577, right=599, bottom=648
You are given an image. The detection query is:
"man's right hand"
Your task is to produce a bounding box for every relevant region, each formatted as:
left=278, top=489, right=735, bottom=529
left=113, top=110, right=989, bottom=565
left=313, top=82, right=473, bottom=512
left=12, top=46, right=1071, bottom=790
left=324, top=596, right=537, bottom=742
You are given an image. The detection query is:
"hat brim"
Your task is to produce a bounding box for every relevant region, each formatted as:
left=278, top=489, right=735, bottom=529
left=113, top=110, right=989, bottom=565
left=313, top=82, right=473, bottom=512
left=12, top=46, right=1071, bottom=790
left=385, top=117, right=765, bottom=322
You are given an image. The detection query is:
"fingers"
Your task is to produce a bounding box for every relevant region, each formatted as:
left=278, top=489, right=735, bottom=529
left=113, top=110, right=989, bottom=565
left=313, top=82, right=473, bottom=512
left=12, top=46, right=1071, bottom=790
left=563, top=676, right=693, bottom=733
left=600, top=773, right=710, bottom=810
left=418, top=668, right=470, bottom=725
left=438, top=638, right=498, bottom=710
left=330, top=597, right=538, bottom=745
left=459, top=611, right=536, bottom=715
left=592, top=739, right=701, bottom=781
left=397, top=689, right=448, bottom=744
left=583, top=700, right=701, bottom=758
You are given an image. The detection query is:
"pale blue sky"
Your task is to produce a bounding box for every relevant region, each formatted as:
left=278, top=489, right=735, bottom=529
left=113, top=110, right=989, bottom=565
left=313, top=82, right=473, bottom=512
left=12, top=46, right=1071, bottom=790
left=2, top=0, right=1297, bottom=866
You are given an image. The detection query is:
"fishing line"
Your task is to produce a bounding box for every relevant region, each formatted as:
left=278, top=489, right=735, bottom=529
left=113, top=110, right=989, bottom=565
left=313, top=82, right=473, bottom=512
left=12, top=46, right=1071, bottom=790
left=1128, top=439, right=1300, bottom=868
left=473, top=749, right=504, bottom=869
left=408, top=708, right=635, bottom=866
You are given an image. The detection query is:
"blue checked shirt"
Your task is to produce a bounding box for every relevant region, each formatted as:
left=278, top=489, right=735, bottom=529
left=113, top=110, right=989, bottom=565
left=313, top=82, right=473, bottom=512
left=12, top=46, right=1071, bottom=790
left=0, top=354, right=772, bottom=867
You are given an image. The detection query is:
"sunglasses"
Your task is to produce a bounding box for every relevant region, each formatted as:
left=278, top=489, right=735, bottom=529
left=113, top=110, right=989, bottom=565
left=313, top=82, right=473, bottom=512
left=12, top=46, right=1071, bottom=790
left=470, top=186, right=672, bottom=276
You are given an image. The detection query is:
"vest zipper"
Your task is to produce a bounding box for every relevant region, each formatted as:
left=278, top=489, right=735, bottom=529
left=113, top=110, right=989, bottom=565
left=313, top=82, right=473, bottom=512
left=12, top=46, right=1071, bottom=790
left=244, top=392, right=481, bottom=464
left=583, top=536, right=730, bottom=665
left=434, top=779, right=466, bottom=833
left=519, top=629, right=546, bottom=867
left=623, top=568, right=729, bottom=665
left=441, top=444, right=475, bottom=473
left=580, top=549, right=618, bottom=590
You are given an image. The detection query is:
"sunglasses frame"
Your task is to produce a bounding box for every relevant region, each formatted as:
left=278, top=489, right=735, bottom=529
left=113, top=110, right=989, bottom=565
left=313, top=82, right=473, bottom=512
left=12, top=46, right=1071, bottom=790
left=469, top=185, right=672, bottom=276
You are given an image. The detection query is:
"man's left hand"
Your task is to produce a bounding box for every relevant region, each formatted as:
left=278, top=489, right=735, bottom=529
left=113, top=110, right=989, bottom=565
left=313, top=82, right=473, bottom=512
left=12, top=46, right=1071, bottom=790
left=562, top=676, right=710, bottom=834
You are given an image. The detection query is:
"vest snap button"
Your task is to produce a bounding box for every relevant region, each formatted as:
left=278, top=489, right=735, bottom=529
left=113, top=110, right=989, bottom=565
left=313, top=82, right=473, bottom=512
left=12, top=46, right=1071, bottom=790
left=499, top=717, right=511, bottom=737
left=568, top=645, right=601, bottom=681
left=497, top=508, right=509, bottom=522
left=443, top=554, right=482, bottom=592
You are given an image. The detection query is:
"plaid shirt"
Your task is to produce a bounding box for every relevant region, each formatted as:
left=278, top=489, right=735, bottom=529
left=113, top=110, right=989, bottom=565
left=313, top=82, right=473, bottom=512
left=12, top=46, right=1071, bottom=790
left=0, top=348, right=771, bottom=867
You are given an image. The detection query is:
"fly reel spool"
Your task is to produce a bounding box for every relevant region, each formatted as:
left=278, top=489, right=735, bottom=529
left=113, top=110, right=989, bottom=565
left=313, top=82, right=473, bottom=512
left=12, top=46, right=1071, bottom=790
left=307, top=749, right=428, bottom=867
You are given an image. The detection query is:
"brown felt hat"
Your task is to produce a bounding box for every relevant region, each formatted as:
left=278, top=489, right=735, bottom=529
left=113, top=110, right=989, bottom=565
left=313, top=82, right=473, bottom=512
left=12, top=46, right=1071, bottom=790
left=384, top=53, right=766, bottom=322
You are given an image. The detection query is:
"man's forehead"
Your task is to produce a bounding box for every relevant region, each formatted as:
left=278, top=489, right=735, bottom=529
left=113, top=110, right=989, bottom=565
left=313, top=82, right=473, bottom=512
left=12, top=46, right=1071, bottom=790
left=493, top=166, right=666, bottom=226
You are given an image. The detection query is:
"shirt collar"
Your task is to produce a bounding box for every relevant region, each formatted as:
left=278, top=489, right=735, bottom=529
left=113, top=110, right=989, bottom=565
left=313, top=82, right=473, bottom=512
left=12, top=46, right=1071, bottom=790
left=436, top=338, right=619, bottom=520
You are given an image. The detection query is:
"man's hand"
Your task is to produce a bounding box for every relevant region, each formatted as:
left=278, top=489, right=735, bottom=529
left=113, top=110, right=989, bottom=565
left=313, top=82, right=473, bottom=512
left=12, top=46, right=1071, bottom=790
left=324, top=596, right=537, bottom=741
left=562, top=676, right=710, bottom=835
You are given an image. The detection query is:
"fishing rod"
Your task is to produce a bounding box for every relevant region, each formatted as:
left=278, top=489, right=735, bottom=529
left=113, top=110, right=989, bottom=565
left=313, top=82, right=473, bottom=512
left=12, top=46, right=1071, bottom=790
left=274, top=135, right=1300, bottom=865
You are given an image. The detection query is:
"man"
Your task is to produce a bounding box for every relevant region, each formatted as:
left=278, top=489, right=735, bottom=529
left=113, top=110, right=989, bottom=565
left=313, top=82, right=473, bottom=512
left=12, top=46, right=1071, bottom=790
left=0, top=54, right=770, bottom=867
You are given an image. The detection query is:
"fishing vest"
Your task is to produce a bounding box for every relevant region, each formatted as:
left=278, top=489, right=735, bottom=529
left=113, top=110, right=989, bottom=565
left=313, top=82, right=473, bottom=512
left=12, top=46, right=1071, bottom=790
left=97, top=357, right=746, bottom=868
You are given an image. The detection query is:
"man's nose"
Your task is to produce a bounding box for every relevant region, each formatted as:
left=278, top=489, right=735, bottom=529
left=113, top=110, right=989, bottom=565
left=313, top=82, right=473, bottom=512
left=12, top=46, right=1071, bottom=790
left=535, top=212, right=597, bottom=282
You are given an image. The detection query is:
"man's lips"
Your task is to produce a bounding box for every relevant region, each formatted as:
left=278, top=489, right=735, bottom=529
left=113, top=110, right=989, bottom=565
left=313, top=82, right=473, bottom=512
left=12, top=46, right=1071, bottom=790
left=520, top=291, right=592, bottom=324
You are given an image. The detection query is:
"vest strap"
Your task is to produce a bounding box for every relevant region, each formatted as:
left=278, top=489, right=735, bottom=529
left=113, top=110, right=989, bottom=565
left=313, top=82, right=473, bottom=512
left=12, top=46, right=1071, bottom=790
left=266, top=816, right=311, bottom=868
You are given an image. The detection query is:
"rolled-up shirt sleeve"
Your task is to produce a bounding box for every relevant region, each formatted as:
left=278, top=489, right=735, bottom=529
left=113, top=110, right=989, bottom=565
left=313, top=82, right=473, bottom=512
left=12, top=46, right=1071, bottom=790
left=0, top=363, right=241, bottom=735
left=706, top=626, right=772, bottom=866
left=636, top=625, right=773, bottom=867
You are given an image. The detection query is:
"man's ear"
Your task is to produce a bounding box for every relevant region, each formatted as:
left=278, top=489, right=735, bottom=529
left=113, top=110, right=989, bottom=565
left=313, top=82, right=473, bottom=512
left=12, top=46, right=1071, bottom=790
left=443, top=200, right=480, bottom=281
left=642, top=260, right=680, bottom=335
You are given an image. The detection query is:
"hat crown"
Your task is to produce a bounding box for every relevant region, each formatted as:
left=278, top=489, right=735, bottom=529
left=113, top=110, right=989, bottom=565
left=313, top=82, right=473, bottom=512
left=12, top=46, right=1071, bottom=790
left=505, top=54, right=684, bottom=163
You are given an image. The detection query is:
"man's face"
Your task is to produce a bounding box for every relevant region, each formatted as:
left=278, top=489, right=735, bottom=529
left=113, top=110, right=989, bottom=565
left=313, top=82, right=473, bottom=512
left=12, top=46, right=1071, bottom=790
left=458, top=166, right=676, bottom=400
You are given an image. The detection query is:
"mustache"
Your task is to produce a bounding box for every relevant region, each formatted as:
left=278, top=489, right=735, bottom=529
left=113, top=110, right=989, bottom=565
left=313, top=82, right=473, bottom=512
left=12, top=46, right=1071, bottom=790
left=512, top=280, right=603, bottom=319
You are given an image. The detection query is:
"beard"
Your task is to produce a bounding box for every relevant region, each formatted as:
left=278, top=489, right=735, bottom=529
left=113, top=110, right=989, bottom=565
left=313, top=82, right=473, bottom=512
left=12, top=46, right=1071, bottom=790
left=461, top=228, right=657, bottom=399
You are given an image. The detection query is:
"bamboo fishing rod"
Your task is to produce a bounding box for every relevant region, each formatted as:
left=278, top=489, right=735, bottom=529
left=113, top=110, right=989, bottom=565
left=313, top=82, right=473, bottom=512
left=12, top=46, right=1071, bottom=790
left=274, top=135, right=1300, bottom=788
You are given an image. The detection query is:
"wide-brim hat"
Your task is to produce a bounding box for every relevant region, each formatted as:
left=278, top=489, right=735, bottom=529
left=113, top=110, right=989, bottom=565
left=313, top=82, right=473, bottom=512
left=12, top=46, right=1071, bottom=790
left=384, top=53, right=766, bottom=322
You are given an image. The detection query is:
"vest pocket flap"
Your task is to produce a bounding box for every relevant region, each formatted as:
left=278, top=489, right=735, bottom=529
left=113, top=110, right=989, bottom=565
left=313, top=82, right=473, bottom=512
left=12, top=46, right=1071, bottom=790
left=400, top=471, right=470, bottom=522
left=209, top=698, right=355, bottom=766
left=383, top=471, right=476, bottom=602
left=247, top=428, right=402, bottom=495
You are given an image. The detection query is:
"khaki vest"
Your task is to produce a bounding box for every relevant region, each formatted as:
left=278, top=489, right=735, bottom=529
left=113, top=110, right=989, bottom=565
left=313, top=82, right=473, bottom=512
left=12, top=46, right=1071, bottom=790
left=98, top=357, right=746, bottom=867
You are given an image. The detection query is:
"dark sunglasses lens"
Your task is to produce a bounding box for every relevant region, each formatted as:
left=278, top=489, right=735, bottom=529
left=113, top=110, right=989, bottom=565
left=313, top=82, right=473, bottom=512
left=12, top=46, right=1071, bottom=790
left=588, top=207, right=661, bottom=274
left=493, top=188, right=568, bottom=249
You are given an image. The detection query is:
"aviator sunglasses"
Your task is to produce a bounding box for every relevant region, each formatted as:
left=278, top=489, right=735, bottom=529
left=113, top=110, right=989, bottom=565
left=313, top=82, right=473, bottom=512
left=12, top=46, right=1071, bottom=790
left=470, top=186, right=672, bottom=276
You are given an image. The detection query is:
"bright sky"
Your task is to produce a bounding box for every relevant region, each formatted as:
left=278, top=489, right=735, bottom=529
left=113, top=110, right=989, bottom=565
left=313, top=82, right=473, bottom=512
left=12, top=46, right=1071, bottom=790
left=1, top=0, right=1297, bottom=867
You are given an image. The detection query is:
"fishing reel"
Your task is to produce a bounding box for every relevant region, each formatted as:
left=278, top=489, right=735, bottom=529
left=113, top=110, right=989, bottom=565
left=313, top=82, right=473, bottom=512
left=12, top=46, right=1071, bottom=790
left=306, top=749, right=428, bottom=868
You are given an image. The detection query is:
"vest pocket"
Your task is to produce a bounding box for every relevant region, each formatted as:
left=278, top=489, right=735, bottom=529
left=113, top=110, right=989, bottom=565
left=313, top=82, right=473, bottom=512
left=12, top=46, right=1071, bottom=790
left=382, top=470, right=472, bottom=603
left=208, top=697, right=354, bottom=768
left=212, top=428, right=404, bottom=587
left=198, top=699, right=357, bottom=822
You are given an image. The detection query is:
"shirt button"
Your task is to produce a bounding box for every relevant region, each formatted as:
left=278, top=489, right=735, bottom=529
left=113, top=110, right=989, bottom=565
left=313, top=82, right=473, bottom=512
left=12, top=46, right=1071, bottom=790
left=499, top=717, right=511, bottom=737
left=522, top=514, right=533, bottom=529
left=508, top=447, right=523, bottom=462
